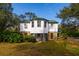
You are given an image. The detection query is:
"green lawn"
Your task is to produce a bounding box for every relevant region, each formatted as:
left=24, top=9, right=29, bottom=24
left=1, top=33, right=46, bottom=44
left=0, top=39, right=79, bottom=56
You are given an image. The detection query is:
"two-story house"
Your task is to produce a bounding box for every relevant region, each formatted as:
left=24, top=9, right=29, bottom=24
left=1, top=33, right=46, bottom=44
left=20, top=17, right=58, bottom=41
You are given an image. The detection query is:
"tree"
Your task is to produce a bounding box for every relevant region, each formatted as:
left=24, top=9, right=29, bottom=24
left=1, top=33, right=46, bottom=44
left=0, top=3, right=13, bottom=31
left=57, top=3, right=79, bottom=37
left=19, top=14, right=26, bottom=22
left=12, top=13, right=20, bottom=26
left=0, top=3, right=20, bottom=32
left=8, top=13, right=20, bottom=32
left=25, top=12, right=37, bottom=20
left=19, top=12, right=37, bottom=22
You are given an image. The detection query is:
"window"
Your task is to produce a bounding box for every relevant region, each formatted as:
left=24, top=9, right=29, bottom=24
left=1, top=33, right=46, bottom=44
left=37, top=20, right=41, bottom=27
left=24, top=23, right=27, bottom=29
left=51, top=33, right=53, bottom=39
left=32, top=21, right=34, bottom=27
left=51, top=23, right=53, bottom=26
left=44, top=21, right=46, bottom=27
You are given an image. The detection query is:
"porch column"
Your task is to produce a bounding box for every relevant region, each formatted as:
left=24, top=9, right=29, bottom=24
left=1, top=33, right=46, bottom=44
left=35, top=34, right=38, bottom=41
left=48, top=32, right=51, bottom=40
left=42, top=34, right=46, bottom=42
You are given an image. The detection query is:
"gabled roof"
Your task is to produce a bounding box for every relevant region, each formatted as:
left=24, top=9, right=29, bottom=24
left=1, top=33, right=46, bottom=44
left=48, top=20, right=58, bottom=23
left=20, top=20, right=30, bottom=23
left=31, top=17, right=48, bottom=21
left=20, top=17, right=58, bottom=24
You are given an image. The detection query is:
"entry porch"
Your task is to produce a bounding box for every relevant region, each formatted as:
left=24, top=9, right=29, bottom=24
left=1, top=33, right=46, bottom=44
left=31, top=33, right=48, bottom=42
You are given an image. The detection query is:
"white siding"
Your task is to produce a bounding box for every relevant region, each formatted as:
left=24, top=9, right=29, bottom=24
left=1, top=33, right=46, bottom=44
left=30, top=20, right=48, bottom=33
left=48, top=23, right=58, bottom=32
left=20, top=23, right=30, bottom=32
left=20, top=20, right=58, bottom=33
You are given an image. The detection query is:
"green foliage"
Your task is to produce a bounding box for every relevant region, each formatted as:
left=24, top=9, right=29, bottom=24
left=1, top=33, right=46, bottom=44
left=58, top=3, right=79, bottom=38
left=0, top=3, right=13, bottom=31
left=57, top=4, right=79, bottom=20
left=22, top=35, right=36, bottom=42
left=68, top=31, right=79, bottom=37
left=0, top=31, right=36, bottom=43
left=0, top=4, right=20, bottom=32
left=60, top=28, right=69, bottom=39
left=0, top=31, right=23, bottom=43
left=60, top=27, right=79, bottom=38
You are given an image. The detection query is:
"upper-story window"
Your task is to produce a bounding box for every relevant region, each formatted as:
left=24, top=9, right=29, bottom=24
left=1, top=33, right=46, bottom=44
left=32, top=21, right=34, bottom=27
left=37, top=20, right=41, bottom=27
left=51, top=23, right=53, bottom=27
left=44, top=21, right=46, bottom=27
left=24, top=23, right=27, bottom=29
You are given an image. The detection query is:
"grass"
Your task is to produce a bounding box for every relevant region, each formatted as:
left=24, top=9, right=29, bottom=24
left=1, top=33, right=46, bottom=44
left=0, top=39, right=79, bottom=56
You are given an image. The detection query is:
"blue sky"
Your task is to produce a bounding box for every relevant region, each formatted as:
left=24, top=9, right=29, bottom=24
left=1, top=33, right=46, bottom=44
left=12, top=3, right=69, bottom=23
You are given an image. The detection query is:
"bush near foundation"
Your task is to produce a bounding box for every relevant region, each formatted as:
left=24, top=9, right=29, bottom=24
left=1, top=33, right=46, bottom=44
left=23, top=35, right=36, bottom=42
left=0, top=31, right=23, bottom=43
left=0, top=31, right=36, bottom=43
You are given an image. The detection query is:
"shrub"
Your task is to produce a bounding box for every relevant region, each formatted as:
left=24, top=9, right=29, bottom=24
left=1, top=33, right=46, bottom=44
left=60, top=27, right=79, bottom=39
left=0, top=31, right=37, bottom=43
left=0, top=31, right=23, bottom=43
left=69, top=31, right=79, bottom=37
left=23, top=35, right=36, bottom=42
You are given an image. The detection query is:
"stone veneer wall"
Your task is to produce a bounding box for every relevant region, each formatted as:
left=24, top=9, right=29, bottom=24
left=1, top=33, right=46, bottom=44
left=48, top=32, right=57, bottom=40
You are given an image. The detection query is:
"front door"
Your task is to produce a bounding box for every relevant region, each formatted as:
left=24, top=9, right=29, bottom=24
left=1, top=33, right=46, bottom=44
left=36, top=34, right=42, bottom=41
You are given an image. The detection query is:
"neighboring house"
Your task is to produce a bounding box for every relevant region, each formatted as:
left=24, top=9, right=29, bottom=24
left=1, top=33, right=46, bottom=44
left=20, top=17, right=58, bottom=41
